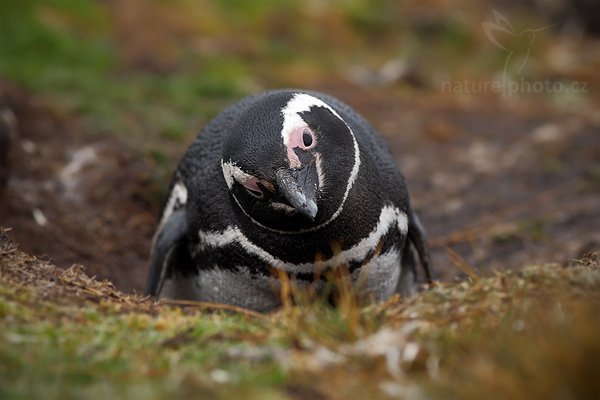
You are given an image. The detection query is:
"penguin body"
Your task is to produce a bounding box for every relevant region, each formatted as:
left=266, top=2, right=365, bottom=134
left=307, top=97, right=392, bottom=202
left=147, top=89, right=430, bottom=311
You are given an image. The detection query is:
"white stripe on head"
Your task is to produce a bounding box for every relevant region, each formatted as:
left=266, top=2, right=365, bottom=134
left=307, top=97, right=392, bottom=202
left=281, top=93, right=345, bottom=168
left=281, top=93, right=346, bottom=139
left=314, top=152, right=325, bottom=188
left=198, top=204, right=407, bottom=274
left=221, top=159, right=254, bottom=189
left=264, top=92, right=361, bottom=234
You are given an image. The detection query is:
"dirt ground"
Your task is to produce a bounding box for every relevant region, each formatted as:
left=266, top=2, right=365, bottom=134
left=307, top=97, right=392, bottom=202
left=0, top=79, right=156, bottom=292
left=1, top=76, right=598, bottom=294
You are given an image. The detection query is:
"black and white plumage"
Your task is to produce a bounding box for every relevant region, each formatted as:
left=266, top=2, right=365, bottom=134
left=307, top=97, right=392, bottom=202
left=146, top=89, right=431, bottom=311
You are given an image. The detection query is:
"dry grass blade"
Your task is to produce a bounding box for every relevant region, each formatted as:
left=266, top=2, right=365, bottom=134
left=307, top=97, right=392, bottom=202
left=157, top=298, right=268, bottom=320
left=57, top=275, right=106, bottom=297
left=446, top=247, right=480, bottom=281
left=276, top=268, right=294, bottom=313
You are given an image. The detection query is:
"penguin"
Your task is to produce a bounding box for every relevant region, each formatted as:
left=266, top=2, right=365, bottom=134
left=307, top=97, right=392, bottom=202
left=146, top=89, right=431, bottom=311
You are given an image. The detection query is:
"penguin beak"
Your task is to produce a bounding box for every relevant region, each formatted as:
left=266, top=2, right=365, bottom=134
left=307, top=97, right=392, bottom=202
left=275, top=164, right=319, bottom=221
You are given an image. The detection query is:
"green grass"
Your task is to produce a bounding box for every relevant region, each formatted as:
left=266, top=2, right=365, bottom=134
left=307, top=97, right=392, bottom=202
left=0, top=267, right=286, bottom=399
left=1, top=233, right=599, bottom=399
left=0, top=0, right=251, bottom=156
left=0, top=312, right=286, bottom=399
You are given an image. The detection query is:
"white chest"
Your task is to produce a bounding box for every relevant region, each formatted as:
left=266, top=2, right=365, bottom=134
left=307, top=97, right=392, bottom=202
left=160, top=249, right=402, bottom=312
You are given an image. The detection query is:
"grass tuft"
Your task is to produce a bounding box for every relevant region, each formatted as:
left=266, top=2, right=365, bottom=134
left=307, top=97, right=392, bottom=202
left=2, top=230, right=599, bottom=399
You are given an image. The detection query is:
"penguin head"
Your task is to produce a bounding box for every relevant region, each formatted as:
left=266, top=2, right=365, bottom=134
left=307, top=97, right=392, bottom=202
left=221, top=91, right=360, bottom=232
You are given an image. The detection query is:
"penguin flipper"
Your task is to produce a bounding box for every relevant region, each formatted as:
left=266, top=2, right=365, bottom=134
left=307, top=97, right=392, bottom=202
left=407, top=210, right=433, bottom=284
left=398, top=242, right=418, bottom=297
left=397, top=209, right=432, bottom=296
left=145, top=208, right=189, bottom=298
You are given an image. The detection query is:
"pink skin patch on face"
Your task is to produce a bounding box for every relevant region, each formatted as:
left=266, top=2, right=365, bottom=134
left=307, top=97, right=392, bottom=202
left=241, top=175, right=274, bottom=198
left=286, top=127, right=316, bottom=168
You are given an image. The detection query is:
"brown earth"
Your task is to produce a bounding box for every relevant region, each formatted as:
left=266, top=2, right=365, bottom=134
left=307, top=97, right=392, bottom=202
left=1, top=77, right=598, bottom=294
left=0, top=79, right=156, bottom=293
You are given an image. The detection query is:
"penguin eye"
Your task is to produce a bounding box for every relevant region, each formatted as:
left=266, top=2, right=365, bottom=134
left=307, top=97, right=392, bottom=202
left=302, top=129, right=314, bottom=147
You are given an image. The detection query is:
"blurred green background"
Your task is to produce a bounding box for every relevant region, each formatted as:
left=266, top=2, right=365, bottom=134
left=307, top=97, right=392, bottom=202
left=1, top=0, right=596, bottom=148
